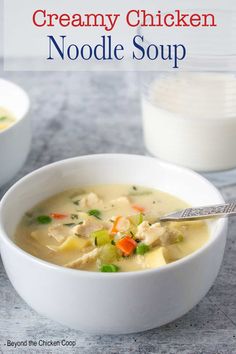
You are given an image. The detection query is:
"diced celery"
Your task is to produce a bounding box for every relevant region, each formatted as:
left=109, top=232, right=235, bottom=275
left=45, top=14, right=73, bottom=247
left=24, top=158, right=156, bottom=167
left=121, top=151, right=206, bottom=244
left=129, top=213, right=143, bottom=236
left=129, top=213, right=143, bottom=226
left=91, top=229, right=110, bottom=246
left=99, top=244, right=119, bottom=263
left=138, top=213, right=144, bottom=224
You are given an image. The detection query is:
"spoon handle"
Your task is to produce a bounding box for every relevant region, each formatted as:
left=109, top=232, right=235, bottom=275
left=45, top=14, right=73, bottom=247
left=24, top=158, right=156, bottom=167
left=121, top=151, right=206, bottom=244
left=160, top=203, right=236, bottom=222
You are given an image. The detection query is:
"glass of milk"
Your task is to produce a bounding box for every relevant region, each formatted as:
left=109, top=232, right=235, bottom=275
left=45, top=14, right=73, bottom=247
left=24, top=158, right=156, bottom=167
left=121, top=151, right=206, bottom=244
left=141, top=71, right=236, bottom=172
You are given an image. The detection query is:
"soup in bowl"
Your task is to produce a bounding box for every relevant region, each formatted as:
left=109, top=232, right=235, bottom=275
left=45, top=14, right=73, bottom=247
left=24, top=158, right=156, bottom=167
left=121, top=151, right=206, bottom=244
left=15, top=184, right=209, bottom=272
left=0, top=154, right=227, bottom=333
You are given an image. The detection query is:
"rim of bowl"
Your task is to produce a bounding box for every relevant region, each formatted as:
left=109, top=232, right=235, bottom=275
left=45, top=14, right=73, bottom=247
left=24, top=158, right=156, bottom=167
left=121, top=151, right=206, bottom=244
left=0, top=153, right=227, bottom=279
left=0, top=78, right=30, bottom=136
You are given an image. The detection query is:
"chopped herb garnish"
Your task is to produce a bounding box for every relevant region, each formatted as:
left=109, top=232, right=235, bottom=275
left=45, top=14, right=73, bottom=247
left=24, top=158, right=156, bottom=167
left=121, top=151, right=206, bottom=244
left=111, top=240, right=116, bottom=245
left=71, top=214, right=78, bottom=220
left=37, top=215, right=52, bottom=224
left=100, top=264, right=119, bottom=273
left=63, top=223, right=76, bottom=227
left=135, top=244, right=150, bottom=255
left=132, top=186, right=137, bottom=191
left=94, top=237, right=98, bottom=246
left=78, top=221, right=84, bottom=225
left=88, top=209, right=101, bottom=219
left=73, top=200, right=80, bottom=206
left=0, top=116, right=7, bottom=121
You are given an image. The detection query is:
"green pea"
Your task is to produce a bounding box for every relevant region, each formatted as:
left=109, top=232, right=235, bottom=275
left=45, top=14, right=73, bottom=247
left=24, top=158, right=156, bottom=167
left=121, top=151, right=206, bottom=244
left=135, top=243, right=150, bottom=255
left=37, top=215, right=52, bottom=224
left=100, top=264, right=119, bottom=272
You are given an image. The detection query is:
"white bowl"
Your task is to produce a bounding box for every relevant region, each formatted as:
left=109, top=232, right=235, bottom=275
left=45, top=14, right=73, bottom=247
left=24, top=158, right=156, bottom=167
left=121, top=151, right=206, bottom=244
left=0, top=78, right=31, bottom=187
left=0, top=154, right=227, bottom=334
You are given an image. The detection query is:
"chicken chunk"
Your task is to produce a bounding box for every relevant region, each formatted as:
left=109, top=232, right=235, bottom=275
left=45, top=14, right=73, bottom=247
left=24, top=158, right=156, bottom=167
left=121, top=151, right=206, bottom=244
left=136, top=221, right=166, bottom=246
left=64, top=248, right=99, bottom=269
left=72, top=217, right=103, bottom=238
left=48, top=224, right=72, bottom=243
left=79, top=193, right=103, bottom=209
left=110, top=196, right=130, bottom=207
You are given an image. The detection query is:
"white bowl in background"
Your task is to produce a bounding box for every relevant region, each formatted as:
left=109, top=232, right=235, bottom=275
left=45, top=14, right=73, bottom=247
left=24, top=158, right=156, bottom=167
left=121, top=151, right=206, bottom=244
left=0, top=78, right=31, bottom=187
left=0, top=154, right=227, bottom=334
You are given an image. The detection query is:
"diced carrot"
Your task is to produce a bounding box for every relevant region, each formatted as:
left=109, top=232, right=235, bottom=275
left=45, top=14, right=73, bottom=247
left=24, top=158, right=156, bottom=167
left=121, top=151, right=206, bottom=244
left=132, top=204, right=145, bottom=213
left=111, top=216, right=122, bottom=234
left=116, top=236, right=137, bottom=256
left=50, top=213, right=68, bottom=220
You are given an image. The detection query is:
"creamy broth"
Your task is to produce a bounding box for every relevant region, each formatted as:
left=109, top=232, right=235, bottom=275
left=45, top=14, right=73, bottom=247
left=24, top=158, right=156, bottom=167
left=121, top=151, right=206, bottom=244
left=15, top=185, right=209, bottom=272
left=0, top=107, right=15, bottom=132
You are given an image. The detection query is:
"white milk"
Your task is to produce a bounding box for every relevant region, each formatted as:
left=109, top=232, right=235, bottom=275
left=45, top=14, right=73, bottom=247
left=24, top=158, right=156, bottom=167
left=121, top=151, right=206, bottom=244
left=142, top=73, right=236, bottom=171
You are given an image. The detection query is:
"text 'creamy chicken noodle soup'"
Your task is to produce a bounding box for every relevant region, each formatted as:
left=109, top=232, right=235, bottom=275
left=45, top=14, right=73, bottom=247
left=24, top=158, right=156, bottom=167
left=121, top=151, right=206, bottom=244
left=0, top=107, right=15, bottom=132
left=15, top=185, right=209, bottom=272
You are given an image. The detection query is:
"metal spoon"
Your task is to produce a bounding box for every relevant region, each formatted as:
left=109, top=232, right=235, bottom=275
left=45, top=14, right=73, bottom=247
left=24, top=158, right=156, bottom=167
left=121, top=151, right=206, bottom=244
left=160, top=202, right=236, bottom=223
